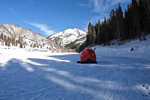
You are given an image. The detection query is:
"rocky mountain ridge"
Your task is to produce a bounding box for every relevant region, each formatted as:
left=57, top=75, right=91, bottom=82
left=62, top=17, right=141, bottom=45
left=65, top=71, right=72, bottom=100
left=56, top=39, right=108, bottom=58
left=0, top=24, right=68, bottom=52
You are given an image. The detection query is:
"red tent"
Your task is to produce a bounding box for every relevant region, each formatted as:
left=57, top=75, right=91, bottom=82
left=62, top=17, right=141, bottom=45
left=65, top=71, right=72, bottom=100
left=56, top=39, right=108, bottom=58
left=78, top=49, right=97, bottom=63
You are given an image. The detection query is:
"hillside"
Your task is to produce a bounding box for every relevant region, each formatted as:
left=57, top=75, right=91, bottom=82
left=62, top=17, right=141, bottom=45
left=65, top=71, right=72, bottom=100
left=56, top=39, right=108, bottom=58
left=89, top=35, right=150, bottom=58
left=0, top=24, right=68, bottom=52
left=49, top=28, right=87, bottom=48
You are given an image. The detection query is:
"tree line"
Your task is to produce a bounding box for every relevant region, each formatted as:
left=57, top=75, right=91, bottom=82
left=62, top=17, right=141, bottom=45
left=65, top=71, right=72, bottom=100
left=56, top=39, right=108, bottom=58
left=0, top=33, right=51, bottom=49
left=0, top=33, right=24, bottom=48
left=81, top=0, right=150, bottom=50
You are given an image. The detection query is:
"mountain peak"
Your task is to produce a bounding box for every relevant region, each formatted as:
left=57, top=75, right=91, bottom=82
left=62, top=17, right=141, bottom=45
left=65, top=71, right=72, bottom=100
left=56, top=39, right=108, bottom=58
left=73, top=28, right=78, bottom=30
left=49, top=28, right=87, bottom=47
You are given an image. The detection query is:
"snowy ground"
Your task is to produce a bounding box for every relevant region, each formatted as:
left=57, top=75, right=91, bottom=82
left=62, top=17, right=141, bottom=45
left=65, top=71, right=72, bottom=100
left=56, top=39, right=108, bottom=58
left=0, top=38, right=150, bottom=100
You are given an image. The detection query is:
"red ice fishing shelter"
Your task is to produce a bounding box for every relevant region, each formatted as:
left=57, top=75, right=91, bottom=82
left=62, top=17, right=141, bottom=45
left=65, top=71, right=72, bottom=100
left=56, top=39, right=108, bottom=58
left=78, top=49, right=97, bottom=63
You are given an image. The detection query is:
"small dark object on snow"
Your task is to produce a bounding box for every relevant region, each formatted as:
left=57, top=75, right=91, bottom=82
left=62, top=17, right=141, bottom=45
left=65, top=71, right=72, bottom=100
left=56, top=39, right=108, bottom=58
left=142, top=94, right=148, bottom=97
left=77, top=61, right=81, bottom=63
left=131, top=48, right=134, bottom=51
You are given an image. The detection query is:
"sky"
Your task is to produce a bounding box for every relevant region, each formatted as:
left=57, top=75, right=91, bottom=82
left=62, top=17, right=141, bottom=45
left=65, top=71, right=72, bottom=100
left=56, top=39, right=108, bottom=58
left=0, top=0, right=131, bottom=37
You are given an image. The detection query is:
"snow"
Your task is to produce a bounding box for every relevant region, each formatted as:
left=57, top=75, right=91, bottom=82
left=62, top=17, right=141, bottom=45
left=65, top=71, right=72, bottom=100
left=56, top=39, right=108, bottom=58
left=92, top=35, right=150, bottom=59
left=49, top=28, right=87, bottom=46
left=0, top=38, right=150, bottom=100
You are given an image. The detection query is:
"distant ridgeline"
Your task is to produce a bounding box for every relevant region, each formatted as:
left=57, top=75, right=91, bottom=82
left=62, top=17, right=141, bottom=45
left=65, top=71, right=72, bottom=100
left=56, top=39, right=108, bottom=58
left=0, top=24, right=69, bottom=52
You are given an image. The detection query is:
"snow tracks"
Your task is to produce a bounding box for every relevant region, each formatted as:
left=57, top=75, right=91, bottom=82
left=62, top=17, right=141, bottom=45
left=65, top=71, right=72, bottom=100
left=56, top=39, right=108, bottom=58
left=0, top=52, right=150, bottom=100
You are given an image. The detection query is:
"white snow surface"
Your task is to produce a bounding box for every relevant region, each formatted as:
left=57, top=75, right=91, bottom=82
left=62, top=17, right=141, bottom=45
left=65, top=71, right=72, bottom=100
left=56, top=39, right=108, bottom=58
left=0, top=38, right=150, bottom=100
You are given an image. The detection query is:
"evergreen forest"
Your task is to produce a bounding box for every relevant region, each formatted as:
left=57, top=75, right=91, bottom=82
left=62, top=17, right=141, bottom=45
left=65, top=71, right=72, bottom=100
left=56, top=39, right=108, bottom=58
left=79, top=0, right=150, bottom=52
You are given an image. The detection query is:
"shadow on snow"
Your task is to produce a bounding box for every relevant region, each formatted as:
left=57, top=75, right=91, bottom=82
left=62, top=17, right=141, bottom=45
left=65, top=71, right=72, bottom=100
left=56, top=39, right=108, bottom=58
left=0, top=54, right=150, bottom=100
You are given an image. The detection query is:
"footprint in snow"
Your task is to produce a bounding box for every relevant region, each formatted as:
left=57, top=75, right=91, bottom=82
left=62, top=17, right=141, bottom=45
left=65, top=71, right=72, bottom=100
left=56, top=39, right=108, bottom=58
left=142, top=84, right=150, bottom=97
left=142, top=94, right=148, bottom=97
left=140, top=68, right=144, bottom=72
left=142, top=84, right=149, bottom=90
left=146, top=85, right=149, bottom=90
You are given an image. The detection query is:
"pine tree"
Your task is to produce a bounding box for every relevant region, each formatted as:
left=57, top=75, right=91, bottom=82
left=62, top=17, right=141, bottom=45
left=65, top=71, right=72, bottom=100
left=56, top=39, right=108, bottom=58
left=125, top=4, right=133, bottom=40
left=11, top=38, right=15, bottom=46
left=98, top=20, right=101, bottom=44
left=7, top=37, right=11, bottom=47
left=139, top=0, right=147, bottom=40
left=95, top=20, right=101, bottom=44
left=92, top=26, right=96, bottom=44
left=116, top=3, right=126, bottom=45
left=144, top=0, right=150, bottom=25
left=86, top=22, right=92, bottom=46
left=100, top=22, right=105, bottom=44
left=15, top=40, right=18, bottom=46
left=30, top=44, right=32, bottom=47
left=95, top=23, right=99, bottom=44
left=139, top=0, right=150, bottom=34
left=0, top=33, right=3, bottom=39
left=132, top=0, right=142, bottom=40
left=109, top=9, right=117, bottom=40
left=33, top=44, right=36, bottom=48
left=20, top=43, right=23, bottom=48
left=116, top=7, right=121, bottom=45
left=4, top=36, right=7, bottom=46
left=103, top=17, right=108, bottom=44
left=107, top=18, right=115, bottom=44
left=5, top=38, right=7, bottom=46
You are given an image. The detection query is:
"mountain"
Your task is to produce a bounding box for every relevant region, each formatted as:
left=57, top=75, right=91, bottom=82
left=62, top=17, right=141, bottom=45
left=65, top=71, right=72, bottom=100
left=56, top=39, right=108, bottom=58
left=49, top=28, right=87, bottom=48
left=0, top=24, right=68, bottom=52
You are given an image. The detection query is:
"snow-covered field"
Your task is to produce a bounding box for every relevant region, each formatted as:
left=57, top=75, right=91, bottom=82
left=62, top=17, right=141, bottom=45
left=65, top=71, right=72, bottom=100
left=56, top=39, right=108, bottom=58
left=0, top=38, right=150, bottom=100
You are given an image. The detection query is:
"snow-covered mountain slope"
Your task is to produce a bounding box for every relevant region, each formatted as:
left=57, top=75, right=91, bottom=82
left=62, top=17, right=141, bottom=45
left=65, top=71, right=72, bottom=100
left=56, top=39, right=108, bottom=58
left=89, top=35, right=150, bottom=58
left=49, top=28, right=87, bottom=46
left=0, top=24, right=67, bottom=52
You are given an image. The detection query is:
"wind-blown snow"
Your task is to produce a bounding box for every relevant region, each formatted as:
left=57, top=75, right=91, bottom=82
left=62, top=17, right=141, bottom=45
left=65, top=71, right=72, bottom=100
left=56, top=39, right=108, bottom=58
left=0, top=37, right=150, bottom=100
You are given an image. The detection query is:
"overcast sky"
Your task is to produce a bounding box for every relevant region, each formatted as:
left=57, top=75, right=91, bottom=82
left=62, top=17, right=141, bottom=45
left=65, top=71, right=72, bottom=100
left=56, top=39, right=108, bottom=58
left=0, top=0, right=131, bottom=37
